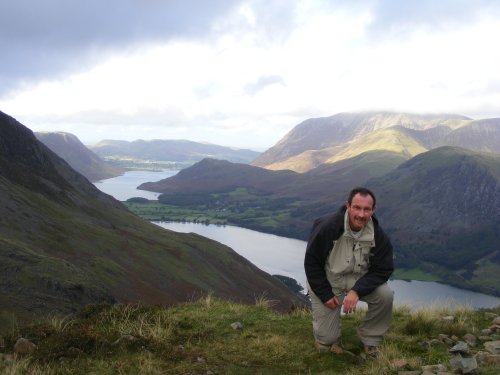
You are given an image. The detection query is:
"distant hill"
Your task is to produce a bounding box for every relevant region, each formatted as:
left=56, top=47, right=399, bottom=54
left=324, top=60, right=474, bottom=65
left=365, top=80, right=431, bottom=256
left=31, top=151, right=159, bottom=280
left=141, top=150, right=406, bottom=200
left=138, top=158, right=299, bottom=194
left=136, top=147, right=500, bottom=295
left=90, top=139, right=260, bottom=170
left=252, top=112, right=499, bottom=172
left=368, top=146, right=500, bottom=294
left=35, top=131, right=124, bottom=182
left=0, top=111, right=302, bottom=319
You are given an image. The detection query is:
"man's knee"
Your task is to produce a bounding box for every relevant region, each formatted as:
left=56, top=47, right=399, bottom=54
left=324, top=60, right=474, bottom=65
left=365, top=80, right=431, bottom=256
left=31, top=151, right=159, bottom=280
left=312, top=305, right=341, bottom=345
left=364, top=283, right=393, bottom=306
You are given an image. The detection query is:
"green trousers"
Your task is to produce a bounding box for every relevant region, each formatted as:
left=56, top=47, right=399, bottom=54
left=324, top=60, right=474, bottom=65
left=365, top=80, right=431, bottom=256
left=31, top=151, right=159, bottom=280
left=309, top=283, right=393, bottom=347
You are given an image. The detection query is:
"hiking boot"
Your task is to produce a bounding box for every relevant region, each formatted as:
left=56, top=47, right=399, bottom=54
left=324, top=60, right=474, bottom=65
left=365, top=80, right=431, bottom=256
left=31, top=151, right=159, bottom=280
left=330, top=343, right=343, bottom=354
left=314, top=342, right=343, bottom=354
left=314, top=341, right=330, bottom=353
left=363, top=345, right=380, bottom=358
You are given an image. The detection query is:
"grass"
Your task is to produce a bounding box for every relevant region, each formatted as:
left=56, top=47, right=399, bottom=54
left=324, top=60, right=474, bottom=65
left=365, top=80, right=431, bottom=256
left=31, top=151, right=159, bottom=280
left=1, top=297, right=499, bottom=374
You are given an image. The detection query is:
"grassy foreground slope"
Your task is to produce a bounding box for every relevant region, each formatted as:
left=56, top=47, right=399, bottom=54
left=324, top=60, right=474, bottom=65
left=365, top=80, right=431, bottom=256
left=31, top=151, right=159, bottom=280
left=1, top=298, right=499, bottom=374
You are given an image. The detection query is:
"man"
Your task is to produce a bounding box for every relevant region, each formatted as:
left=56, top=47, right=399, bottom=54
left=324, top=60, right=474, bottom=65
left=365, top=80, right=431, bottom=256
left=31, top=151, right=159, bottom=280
left=304, top=187, right=394, bottom=357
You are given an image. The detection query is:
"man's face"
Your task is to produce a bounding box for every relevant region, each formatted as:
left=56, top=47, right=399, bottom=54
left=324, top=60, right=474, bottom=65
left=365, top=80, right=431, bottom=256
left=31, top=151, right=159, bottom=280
left=346, top=193, right=375, bottom=231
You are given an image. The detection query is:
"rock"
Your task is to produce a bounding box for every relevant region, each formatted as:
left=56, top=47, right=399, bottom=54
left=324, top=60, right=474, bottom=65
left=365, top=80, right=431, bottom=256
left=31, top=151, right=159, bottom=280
left=478, top=335, right=492, bottom=342
left=418, top=341, right=431, bottom=348
left=484, top=340, right=500, bottom=355
left=422, top=364, right=447, bottom=372
left=474, top=350, right=490, bottom=365
left=14, top=338, right=37, bottom=354
left=442, top=316, right=455, bottom=322
left=450, top=354, right=478, bottom=374
left=485, top=312, right=498, bottom=319
left=489, top=324, right=500, bottom=332
left=230, top=322, right=243, bottom=330
left=463, top=333, right=477, bottom=347
left=481, top=328, right=493, bottom=335
left=438, top=334, right=455, bottom=345
left=197, top=356, right=206, bottom=363
left=398, top=371, right=421, bottom=375
left=421, top=371, right=435, bottom=375
left=493, top=316, right=500, bottom=325
left=449, top=341, right=469, bottom=355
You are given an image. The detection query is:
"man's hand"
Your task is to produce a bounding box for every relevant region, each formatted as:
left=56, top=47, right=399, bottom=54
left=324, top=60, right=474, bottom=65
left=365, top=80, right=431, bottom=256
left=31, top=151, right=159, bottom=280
left=342, top=290, right=359, bottom=314
left=324, top=296, right=341, bottom=310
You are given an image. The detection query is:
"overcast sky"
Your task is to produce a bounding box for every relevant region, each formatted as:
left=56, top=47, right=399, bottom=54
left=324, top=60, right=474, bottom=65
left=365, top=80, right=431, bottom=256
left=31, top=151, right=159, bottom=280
left=1, top=0, right=500, bottom=150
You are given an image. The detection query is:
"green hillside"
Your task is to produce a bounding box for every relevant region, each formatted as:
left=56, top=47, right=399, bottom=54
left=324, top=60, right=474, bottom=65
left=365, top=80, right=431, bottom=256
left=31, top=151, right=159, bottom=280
left=370, top=147, right=500, bottom=295
left=325, top=126, right=427, bottom=164
left=0, top=111, right=302, bottom=320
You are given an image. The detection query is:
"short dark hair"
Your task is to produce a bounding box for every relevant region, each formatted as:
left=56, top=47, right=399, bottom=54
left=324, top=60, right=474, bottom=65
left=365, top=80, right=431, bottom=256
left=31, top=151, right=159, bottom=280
left=347, top=187, right=376, bottom=208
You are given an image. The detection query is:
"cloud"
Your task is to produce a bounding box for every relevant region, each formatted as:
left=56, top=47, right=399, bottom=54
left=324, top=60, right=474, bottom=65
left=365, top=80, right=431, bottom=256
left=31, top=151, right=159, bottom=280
left=0, top=0, right=240, bottom=94
left=2, top=0, right=500, bottom=149
left=244, top=75, right=286, bottom=95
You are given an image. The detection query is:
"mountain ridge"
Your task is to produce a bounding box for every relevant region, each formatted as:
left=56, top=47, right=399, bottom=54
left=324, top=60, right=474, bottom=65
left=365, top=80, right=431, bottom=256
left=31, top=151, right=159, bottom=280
left=252, top=111, right=498, bottom=172
left=35, top=131, right=125, bottom=182
left=90, top=138, right=260, bottom=169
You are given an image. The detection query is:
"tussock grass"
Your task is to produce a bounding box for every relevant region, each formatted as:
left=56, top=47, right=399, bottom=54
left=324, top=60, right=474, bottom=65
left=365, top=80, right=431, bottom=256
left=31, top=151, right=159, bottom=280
left=1, top=298, right=499, bottom=374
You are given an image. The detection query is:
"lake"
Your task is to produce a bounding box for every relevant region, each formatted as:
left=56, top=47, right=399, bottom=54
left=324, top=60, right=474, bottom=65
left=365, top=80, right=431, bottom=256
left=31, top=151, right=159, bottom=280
left=94, top=170, right=500, bottom=309
left=94, top=170, right=178, bottom=201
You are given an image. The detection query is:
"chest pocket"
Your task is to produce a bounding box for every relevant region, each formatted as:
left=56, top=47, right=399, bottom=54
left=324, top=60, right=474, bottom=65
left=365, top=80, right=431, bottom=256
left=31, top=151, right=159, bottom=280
left=355, top=243, right=374, bottom=273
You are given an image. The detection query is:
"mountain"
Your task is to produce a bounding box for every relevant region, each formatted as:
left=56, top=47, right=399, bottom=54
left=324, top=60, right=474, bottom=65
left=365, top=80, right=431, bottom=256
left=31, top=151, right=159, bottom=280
left=90, top=139, right=260, bottom=170
left=369, top=146, right=500, bottom=295
left=252, top=112, right=499, bottom=172
left=35, top=131, right=124, bottom=182
left=138, top=158, right=299, bottom=194
left=136, top=146, right=500, bottom=295
left=138, top=150, right=408, bottom=239
left=139, top=150, right=406, bottom=200
left=0, top=111, right=302, bottom=319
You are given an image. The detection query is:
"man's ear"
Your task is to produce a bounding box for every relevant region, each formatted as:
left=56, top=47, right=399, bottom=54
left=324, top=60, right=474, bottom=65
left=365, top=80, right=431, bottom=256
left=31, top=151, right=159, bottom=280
left=345, top=201, right=350, bottom=209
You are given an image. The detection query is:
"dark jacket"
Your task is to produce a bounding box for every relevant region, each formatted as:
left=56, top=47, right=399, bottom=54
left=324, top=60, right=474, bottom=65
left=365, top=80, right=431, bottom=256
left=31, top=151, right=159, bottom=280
left=304, top=206, right=394, bottom=303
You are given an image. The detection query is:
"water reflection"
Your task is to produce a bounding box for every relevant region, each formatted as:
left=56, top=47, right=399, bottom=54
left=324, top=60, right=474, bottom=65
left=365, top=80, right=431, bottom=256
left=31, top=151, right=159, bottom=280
left=155, top=221, right=500, bottom=310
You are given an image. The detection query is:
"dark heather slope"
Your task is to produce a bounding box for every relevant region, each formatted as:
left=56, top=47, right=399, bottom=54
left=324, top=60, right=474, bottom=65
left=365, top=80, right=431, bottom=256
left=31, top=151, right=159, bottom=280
left=35, top=131, right=124, bottom=182
left=0, top=111, right=302, bottom=319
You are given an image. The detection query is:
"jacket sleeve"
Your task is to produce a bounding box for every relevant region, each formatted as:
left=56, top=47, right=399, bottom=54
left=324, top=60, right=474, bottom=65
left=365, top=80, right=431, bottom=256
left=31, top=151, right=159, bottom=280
left=304, top=217, right=335, bottom=303
left=351, top=227, right=394, bottom=298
